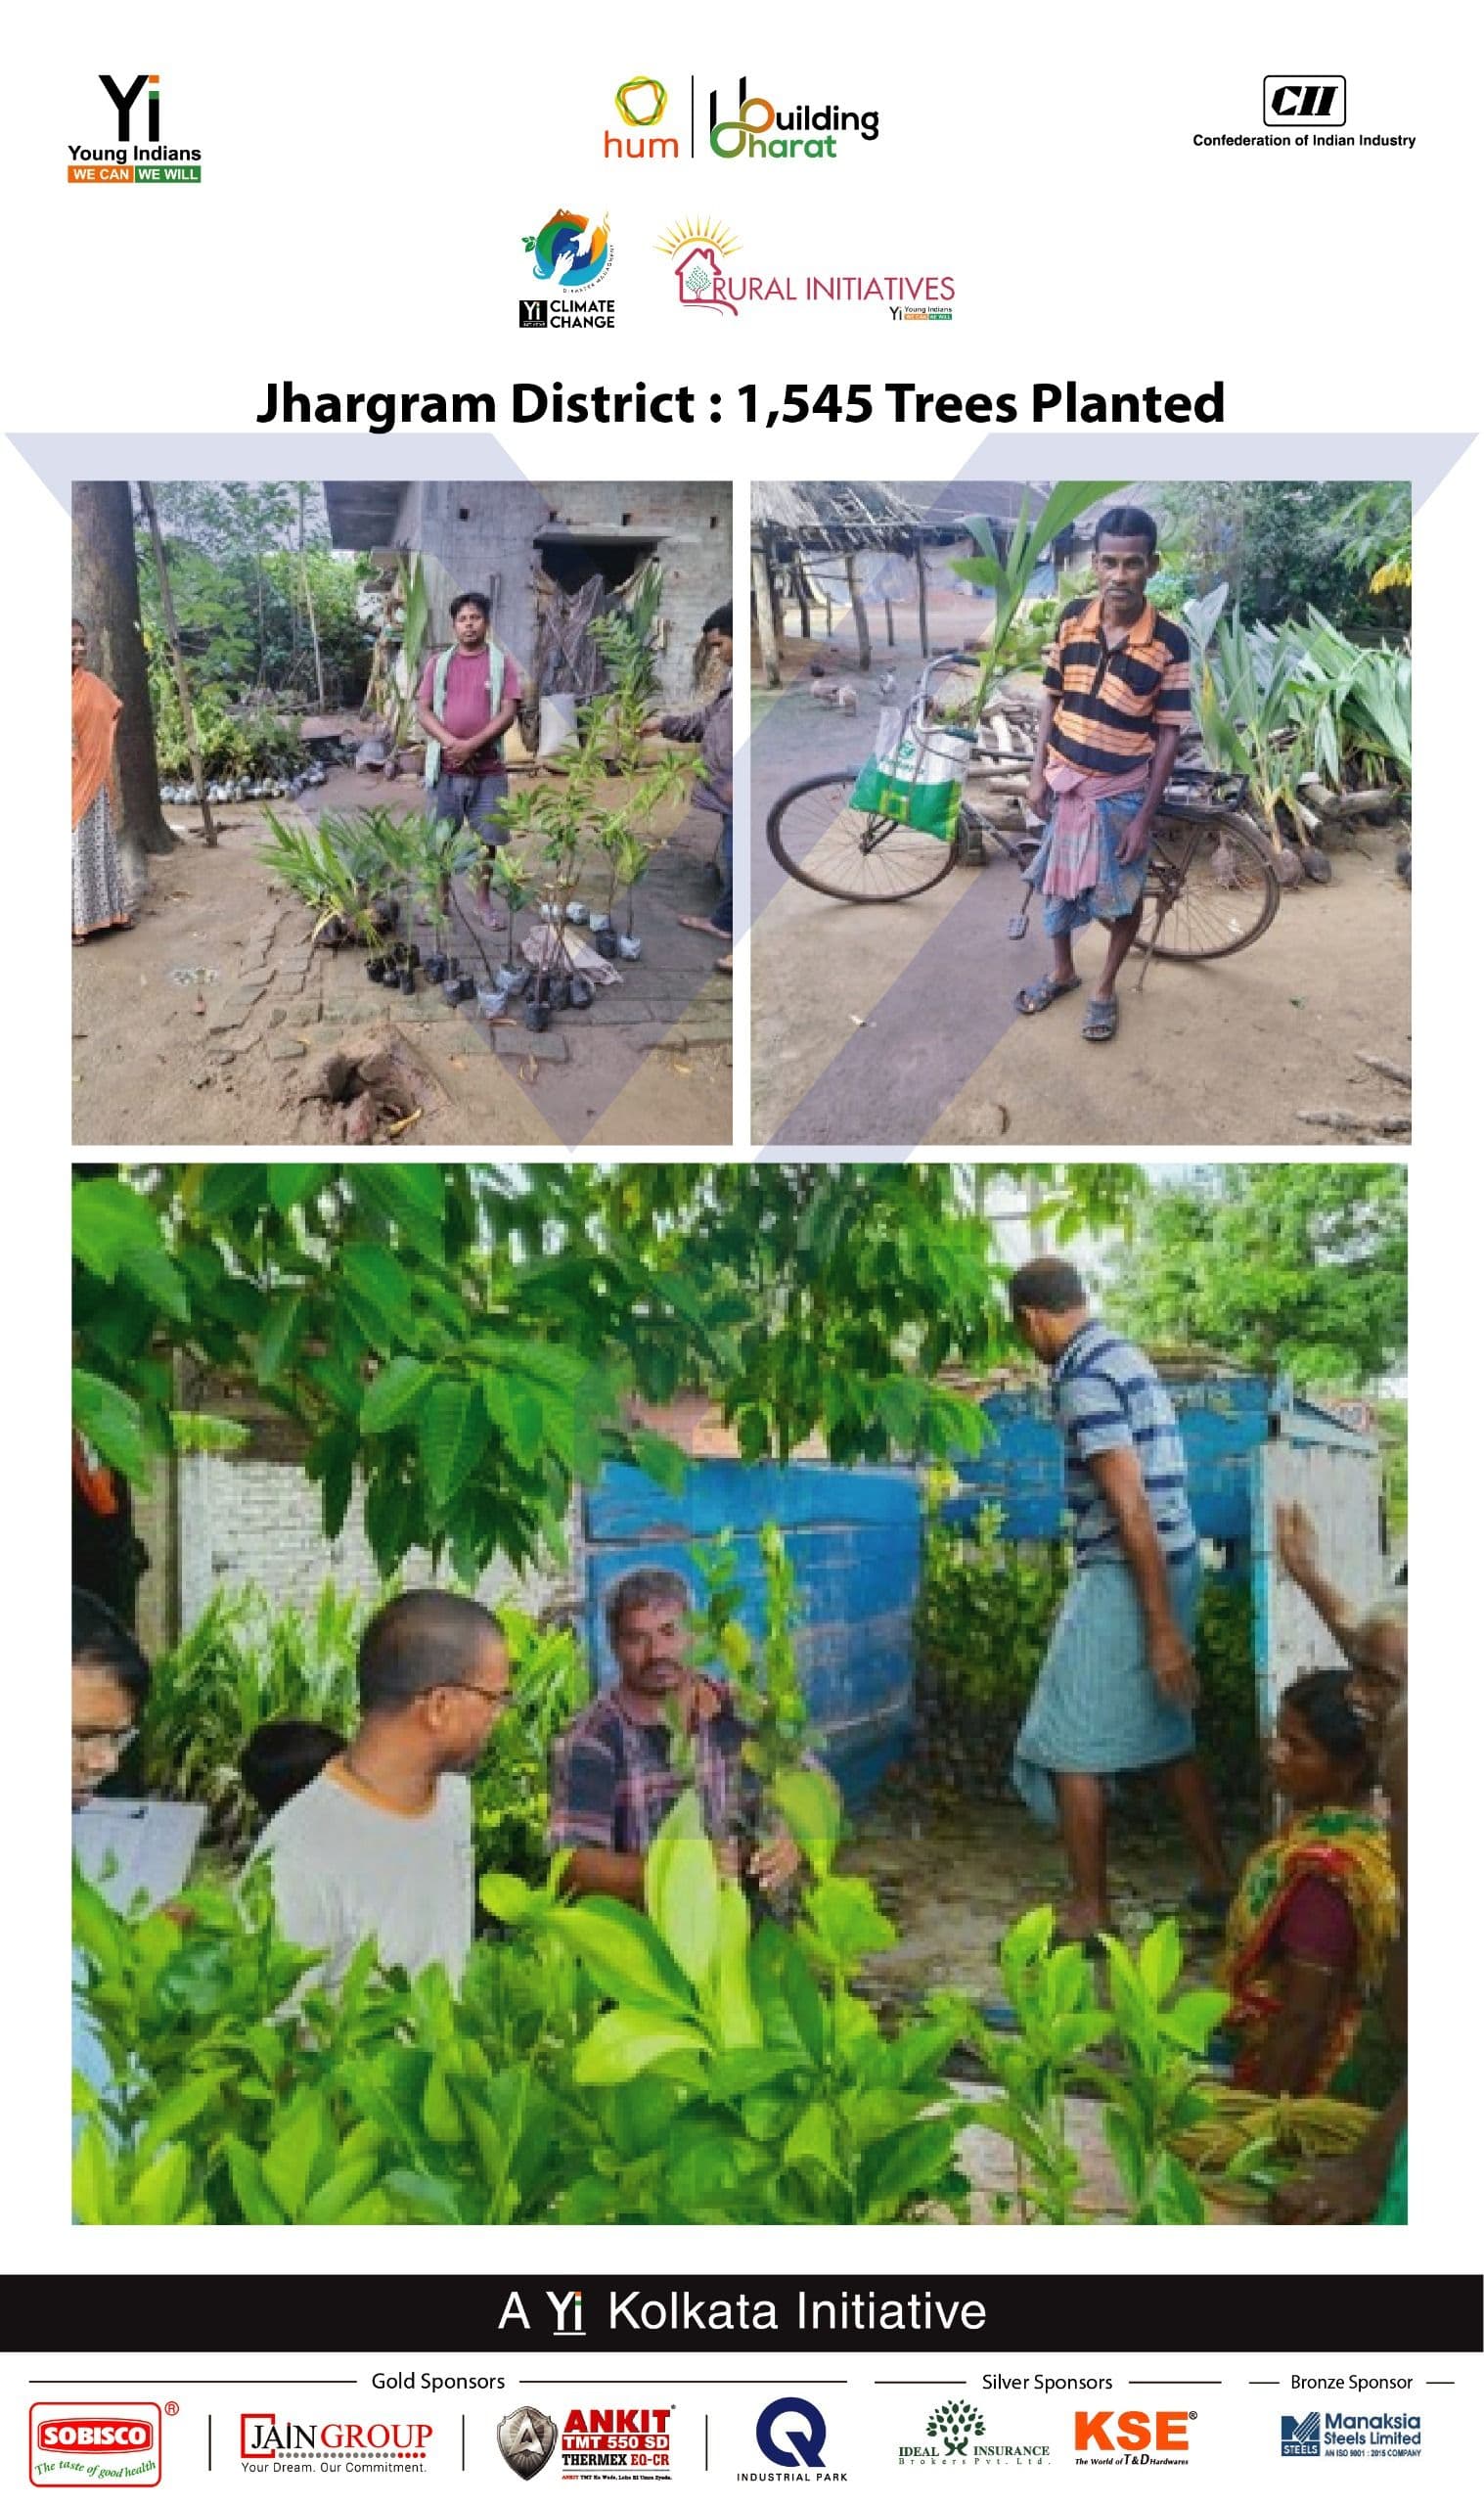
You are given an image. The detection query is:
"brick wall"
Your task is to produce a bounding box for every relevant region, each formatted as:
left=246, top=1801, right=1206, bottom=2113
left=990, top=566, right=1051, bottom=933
left=396, top=480, right=732, bottom=703
left=175, top=1453, right=571, bottom=1629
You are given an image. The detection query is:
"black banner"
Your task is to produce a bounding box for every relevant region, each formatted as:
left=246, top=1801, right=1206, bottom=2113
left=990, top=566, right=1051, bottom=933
left=8, top=2276, right=1482, bottom=2354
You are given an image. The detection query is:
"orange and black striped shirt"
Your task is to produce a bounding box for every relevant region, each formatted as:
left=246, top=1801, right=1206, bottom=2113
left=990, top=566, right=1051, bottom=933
left=1043, top=596, right=1191, bottom=775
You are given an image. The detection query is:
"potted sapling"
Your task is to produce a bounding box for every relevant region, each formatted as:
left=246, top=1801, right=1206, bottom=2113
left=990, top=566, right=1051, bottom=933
left=611, top=828, right=656, bottom=960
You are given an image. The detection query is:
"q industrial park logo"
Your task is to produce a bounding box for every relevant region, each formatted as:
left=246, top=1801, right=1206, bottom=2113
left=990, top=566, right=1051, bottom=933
left=68, top=72, right=203, bottom=183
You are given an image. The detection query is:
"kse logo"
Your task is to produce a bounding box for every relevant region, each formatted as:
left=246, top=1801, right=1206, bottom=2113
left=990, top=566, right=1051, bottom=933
left=1075, top=2409, right=1192, bottom=2452
left=1263, top=75, right=1346, bottom=125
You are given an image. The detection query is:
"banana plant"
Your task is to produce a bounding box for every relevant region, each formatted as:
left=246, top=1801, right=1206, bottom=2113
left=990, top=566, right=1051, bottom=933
left=951, top=479, right=1131, bottom=714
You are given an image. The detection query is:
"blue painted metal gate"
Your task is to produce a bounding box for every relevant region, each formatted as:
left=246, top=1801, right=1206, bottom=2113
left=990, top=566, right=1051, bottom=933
left=578, top=1460, right=921, bottom=1808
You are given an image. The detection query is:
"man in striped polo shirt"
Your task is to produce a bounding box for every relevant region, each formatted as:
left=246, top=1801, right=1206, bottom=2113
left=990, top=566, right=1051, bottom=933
left=1007, top=1257, right=1230, bottom=1944
left=1016, top=507, right=1190, bottom=1043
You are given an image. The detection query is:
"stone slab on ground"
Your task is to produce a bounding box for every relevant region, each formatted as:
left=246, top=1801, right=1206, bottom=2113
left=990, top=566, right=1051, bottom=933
left=492, top=1025, right=568, bottom=1062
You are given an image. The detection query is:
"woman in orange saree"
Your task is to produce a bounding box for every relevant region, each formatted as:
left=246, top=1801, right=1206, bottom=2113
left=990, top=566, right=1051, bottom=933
left=72, top=619, right=132, bottom=942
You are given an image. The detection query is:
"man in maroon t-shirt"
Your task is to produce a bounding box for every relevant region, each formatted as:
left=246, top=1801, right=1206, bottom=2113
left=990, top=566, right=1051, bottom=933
left=416, top=591, right=521, bottom=925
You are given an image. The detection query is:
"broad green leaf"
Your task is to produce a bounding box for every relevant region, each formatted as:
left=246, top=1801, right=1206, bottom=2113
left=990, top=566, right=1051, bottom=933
left=772, top=1767, right=841, bottom=1881
left=261, top=2094, right=326, bottom=2216
left=341, top=1242, right=416, bottom=1354
left=361, top=1355, right=436, bottom=1435
left=478, top=1873, right=534, bottom=1926
left=300, top=2158, right=381, bottom=2223
left=648, top=1809, right=720, bottom=1992
left=269, top=1164, right=331, bottom=1215
left=1159, top=1989, right=1231, bottom=2054
left=1138, top=1919, right=1183, bottom=2004
left=573, top=2006, right=706, bottom=2087
left=547, top=1898, right=696, bottom=2016
left=72, top=1369, right=156, bottom=1486
left=71, top=1178, right=164, bottom=1280
left=419, top=1380, right=489, bottom=1511
left=783, top=2102, right=838, bottom=2176
left=127, top=2140, right=193, bottom=2224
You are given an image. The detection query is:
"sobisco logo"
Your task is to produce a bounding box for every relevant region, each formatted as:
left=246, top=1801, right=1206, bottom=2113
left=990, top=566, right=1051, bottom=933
left=29, top=2404, right=162, bottom=2487
left=69, top=72, right=203, bottom=183
left=708, top=75, right=879, bottom=159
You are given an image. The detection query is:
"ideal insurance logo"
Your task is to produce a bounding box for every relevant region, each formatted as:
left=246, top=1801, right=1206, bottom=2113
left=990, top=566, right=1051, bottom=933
left=605, top=72, right=880, bottom=159
left=69, top=73, right=203, bottom=182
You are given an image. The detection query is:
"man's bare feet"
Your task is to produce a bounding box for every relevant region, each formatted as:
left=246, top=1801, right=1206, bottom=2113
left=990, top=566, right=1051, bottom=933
left=716, top=953, right=733, bottom=977
left=678, top=913, right=729, bottom=941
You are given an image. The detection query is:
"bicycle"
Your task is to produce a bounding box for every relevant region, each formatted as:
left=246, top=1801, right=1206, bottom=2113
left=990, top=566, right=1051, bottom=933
left=764, top=652, right=1282, bottom=969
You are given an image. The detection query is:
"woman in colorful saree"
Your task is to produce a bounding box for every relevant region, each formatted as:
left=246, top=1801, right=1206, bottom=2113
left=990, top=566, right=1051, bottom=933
left=1221, top=1670, right=1398, bottom=2097
left=72, top=618, right=132, bottom=943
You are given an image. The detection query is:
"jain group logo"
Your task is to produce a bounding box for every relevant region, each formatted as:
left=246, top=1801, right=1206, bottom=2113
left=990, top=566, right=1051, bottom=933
left=1263, top=74, right=1346, bottom=124
left=69, top=72, right=203, bottom=182
left=29, top=2403, right=162, bottom=2487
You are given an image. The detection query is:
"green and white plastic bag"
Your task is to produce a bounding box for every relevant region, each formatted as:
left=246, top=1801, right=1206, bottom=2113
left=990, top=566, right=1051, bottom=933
left=850, top=711, right=973, bottom=842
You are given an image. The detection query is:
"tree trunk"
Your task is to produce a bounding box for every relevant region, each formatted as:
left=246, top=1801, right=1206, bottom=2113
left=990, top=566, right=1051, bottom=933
left=139, top=481, right=217, bottom=844
left=70, top=480, right=175, bottom=889
left=751, top=547, right=781, bottom=688
left=844, top=549, right=871, bottom=671
left=916, top=541, right=931, bottom=656
left=300, top=551, right=327, bottom=709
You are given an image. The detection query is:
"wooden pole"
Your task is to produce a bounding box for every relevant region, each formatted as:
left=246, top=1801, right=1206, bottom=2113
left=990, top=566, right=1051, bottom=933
left=767, top=559, right=787, bottom=661
left=751, top=545, right=782, bottom=687
left=883, top=596, right=896, bottom=649
left=844, top=548, right=871, bottom=672
left=139, top=481, right=217, bottom=844
left=792, top=559, right=812, bottom=642
left=916, top=540, right=931, bottom=656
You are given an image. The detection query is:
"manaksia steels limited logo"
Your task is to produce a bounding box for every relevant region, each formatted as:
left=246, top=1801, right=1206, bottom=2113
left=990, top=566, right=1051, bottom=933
left=69, top=73, right=203, bottom=182
left=29, top=2404, right=162, bottom=2487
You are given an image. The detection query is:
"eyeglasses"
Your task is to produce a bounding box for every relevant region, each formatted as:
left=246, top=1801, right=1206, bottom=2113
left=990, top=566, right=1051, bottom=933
left=436, top=1681, right=511, bottom=1712
left=72, top=1725, right=138, bottom=1761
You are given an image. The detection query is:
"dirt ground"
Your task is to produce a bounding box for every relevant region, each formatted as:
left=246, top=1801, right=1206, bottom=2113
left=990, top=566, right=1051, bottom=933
left=749, top=666, right=1411, bottom=1148
left=839, top=1799, right=1255, bottom=2016
left=73, top=769, right=733, bottom=1149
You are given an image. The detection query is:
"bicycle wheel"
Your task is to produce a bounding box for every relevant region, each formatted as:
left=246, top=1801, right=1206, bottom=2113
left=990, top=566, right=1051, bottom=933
left=1137, top=812, right=1282, bottom=961
left=766, top=770, right=964, bottom=903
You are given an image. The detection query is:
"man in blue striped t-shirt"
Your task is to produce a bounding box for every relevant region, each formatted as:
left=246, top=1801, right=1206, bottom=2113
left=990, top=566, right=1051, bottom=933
left=1007, top=1257, right=1230, bottom=1945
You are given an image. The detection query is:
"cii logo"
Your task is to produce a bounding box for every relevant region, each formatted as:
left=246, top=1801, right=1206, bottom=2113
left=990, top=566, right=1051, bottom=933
left=1282, top=2413, right=1323, bottom=2457
left=607, top=75, right=677, bottom=159
left=1263, top=75, right=1346, bottom=124
left=100, top=73, right=159, bottom=141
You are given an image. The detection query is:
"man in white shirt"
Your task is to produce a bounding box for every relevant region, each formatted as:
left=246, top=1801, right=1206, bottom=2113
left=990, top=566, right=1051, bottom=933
left=248, top=1589, right=511, bottom=1991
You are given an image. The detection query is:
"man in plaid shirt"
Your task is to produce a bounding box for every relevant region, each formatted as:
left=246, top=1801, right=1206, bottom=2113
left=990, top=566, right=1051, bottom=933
left=549, top=1567, right=800, bottom=1906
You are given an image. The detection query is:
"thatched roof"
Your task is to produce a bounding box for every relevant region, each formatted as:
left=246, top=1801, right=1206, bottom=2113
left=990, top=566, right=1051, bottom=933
left=752, top=478, right=966, bottom=553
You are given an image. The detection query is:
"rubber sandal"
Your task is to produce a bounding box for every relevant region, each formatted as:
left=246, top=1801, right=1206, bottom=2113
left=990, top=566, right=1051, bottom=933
left=1014, top=974, right=1081, bottom=1016
left=1082, top=996, right=1119, bottom=1042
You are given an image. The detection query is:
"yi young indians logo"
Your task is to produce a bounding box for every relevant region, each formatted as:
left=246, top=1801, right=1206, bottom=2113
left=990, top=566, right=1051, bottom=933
left=68, top=71, right=203, bottom=182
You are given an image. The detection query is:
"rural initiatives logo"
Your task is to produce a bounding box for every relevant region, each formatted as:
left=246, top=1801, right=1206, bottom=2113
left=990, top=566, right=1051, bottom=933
left=519, top=209, right=614, bottom=329
left=69, top=73, right=203, bottom=182
left=655, top=218, right=953, bottom=316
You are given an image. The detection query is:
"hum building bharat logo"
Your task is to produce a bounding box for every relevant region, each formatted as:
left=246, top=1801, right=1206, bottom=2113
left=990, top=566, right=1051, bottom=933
left=70, top=72, right=203, bottom=181
left=607, top=75, right=676, bottom=156
left=709, top=75, right=880, bottom=159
